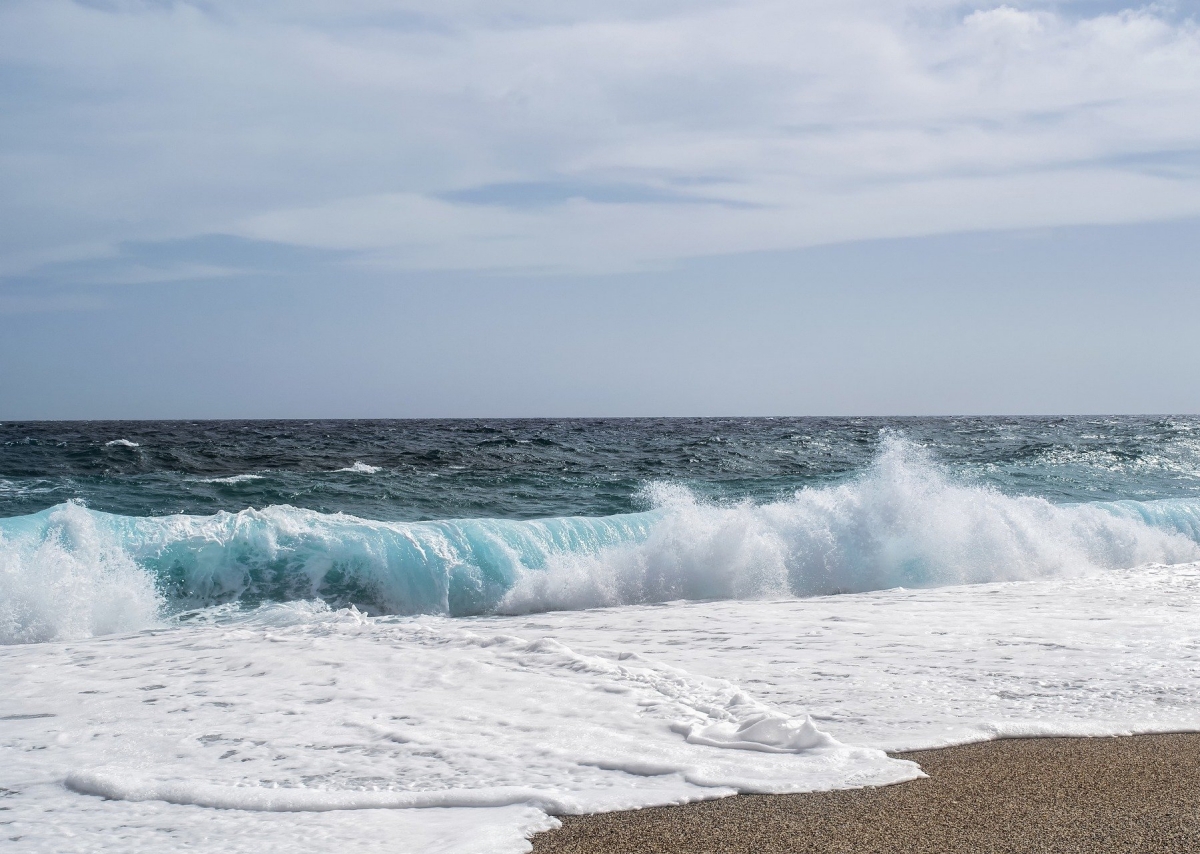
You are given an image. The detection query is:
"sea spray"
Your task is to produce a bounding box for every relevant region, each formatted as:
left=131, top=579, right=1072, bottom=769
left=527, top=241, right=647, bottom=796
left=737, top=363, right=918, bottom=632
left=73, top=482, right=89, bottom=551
left=502, top=438, right=1200, bottom=611
left=0, top=502, right=162, bottom=644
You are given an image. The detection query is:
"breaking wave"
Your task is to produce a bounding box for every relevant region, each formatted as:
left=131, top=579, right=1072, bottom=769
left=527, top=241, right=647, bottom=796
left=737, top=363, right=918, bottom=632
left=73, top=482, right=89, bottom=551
left=3, top=438, right=1199, bottom=643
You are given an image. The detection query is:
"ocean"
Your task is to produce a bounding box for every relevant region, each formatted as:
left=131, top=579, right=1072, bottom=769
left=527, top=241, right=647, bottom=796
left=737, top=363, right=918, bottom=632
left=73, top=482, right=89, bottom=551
left=3, top=417, right=1200, bottom=852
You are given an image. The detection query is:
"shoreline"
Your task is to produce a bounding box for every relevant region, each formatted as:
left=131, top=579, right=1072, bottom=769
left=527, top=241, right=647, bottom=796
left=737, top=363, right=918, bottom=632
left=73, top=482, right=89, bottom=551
left=532, top=733, right=1200, bottom=853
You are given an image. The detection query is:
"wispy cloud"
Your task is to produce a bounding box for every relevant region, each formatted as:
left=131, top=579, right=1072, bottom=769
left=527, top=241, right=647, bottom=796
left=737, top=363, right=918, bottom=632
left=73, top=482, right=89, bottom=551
left=3, top=234, right=348, bottom=286
left=2, top=0, right=1198, bottom=275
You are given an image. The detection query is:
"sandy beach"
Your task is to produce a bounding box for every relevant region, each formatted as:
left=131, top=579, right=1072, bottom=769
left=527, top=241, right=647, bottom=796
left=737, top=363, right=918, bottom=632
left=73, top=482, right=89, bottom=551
left=532, top=733, right=1200, bottom=853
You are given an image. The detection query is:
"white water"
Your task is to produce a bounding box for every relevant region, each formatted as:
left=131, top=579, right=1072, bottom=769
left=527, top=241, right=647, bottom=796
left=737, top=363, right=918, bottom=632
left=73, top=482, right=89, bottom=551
left=0, top=508, right=161, bottom=645
left=2, top=562, right=1200, bottom=853
left=501, top=456, right=1200, bottom=612
left=335, top=462, right=382, bottom=474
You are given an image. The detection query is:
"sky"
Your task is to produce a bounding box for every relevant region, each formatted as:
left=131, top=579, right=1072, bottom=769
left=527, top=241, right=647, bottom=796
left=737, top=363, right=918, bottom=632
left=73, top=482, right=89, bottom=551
left=1, top=0, right=1198, bottom=418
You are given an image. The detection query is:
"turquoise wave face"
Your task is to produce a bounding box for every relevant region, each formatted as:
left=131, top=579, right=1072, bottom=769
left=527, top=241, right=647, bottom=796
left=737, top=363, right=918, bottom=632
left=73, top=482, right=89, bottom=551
left=118, top=506, right=658, bottom=616
left=4, top=438, right=1200, bottom=645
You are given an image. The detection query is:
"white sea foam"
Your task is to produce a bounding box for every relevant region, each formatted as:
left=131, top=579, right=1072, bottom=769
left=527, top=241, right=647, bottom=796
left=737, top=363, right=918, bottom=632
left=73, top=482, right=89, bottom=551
left=104, top=439, right=139, bottom=448
left=683, top=713, right=833, bottom=753
left=336, top=462, right=381, bottom=474
left=196, top=474, right=265, bottom=484
left=64, top=772, right=577, bottom=813
left=3, top=563, right=1200, bottom=853
left=0, top=502, right=162, bottom=644
left=501, top=438, right=1200, bottom=612
left=0, top=606, right=918, bottom=853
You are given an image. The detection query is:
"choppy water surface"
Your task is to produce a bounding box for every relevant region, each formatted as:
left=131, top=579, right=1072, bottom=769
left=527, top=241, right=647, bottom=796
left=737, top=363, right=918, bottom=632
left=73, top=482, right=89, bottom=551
left=4, top=417, right=1200, bottom=520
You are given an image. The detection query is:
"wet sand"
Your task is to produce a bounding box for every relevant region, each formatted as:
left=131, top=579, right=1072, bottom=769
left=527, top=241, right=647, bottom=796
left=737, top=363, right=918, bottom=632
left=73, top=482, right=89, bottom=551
left=532, top=733, right=1200, bottom=853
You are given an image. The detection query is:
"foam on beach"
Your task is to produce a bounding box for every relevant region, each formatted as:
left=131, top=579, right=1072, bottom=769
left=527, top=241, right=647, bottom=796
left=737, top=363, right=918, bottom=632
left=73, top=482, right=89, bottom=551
left=3, top=562, right=1200, bottom=852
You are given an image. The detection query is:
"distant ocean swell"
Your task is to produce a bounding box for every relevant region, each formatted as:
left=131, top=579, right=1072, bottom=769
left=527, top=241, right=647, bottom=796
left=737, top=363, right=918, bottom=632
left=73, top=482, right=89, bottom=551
left=3, top=439, right=1199, bottom=645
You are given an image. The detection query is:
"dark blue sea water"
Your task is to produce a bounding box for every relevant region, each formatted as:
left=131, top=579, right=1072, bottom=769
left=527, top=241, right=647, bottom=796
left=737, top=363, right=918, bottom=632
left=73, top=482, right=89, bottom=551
left=3, top=417, right=1200, bottom=639
left=4, top=417, right=1200, bottom=519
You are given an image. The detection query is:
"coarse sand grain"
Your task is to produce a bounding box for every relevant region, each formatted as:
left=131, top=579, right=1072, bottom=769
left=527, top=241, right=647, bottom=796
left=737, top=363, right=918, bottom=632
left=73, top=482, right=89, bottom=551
left=532, top=733, right=1200, bottom=853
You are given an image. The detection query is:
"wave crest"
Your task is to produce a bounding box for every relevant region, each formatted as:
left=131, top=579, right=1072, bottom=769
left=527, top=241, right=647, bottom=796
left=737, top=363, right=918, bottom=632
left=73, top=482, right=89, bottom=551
left=502, top=438, right=1200, bottom=612
left=0, top=502, right=163, bottom=644
left=2, top=438, right=1199, bottom=643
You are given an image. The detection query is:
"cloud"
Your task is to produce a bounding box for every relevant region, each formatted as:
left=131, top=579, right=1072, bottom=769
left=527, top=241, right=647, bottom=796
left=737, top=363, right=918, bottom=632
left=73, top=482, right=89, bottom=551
left=3, top=234, right=348, bottom=286
left=438, top=180, right=760, bottom=209
left=1, top=0, right=1198, bottom=275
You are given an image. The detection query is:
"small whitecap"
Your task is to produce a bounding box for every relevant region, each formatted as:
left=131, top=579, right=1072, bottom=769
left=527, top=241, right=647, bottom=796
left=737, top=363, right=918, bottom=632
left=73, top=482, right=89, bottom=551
left=196, top=474, right=265, bottom=485
left=336, top=462, right=381, bottom=474
left=104, top=439, right=139, bottom=448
